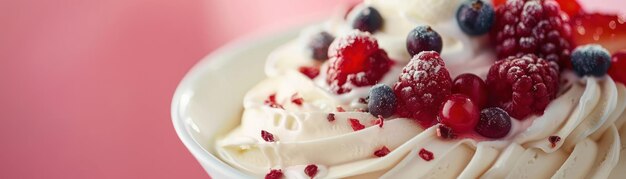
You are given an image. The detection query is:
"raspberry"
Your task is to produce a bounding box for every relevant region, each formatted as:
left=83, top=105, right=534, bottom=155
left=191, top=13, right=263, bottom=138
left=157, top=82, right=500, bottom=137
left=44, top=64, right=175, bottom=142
left=492, top=0, right=573, bottom=67
left=486, top=54, right=560, bottom=119
left=326, top=31, right=393, bottom=94
left=393, top=51, right=452, bottom=127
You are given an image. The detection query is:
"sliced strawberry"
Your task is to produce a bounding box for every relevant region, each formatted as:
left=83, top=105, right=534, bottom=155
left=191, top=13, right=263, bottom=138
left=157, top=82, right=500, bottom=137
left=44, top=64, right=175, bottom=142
left=571, top=13, right=626, bottom=53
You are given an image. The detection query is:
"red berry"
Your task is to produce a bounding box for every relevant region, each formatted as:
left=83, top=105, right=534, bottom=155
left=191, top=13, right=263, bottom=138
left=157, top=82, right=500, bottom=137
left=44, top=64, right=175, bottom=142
left=452, top=73, right=488, bottom=108
left=393, top=51, right=452, bottom=127
left=438, top=94, right=480, bottom=133
left=373, top=146, right=390, bottom=157
left=418, top=148, right=434, bottom=161
left=492, top=0, right=573, bottom=68
left=486, top=54, right=560, bottom=119
left=494, top=0, right=583, bottom=17
left=326, top=31, right=393, bottom=94
left=609, top=51, right=626, bottom=84
left=572, top=13, right=626, bottom=54
left=475, top=107, right=512, bottom=138
left=265, top=169, right=283, bottom=179
left=304, top=164, right=318, bottom=178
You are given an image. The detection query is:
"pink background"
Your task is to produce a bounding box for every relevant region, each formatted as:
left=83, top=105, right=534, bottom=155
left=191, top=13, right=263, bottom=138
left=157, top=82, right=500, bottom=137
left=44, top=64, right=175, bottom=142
left=0, top=0, right=623, bottom=178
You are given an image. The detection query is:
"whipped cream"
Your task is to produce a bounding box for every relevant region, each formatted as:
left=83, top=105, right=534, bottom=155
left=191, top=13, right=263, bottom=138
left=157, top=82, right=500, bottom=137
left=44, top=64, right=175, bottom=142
left=215, top=0, right=626, bottom=178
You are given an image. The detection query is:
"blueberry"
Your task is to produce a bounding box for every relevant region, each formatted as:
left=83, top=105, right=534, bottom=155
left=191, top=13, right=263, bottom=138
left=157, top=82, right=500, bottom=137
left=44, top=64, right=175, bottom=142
left=368, top=84, right=396, bottom=118
left=475, top=107, right=511, bottom=139
left=406, top=25, right=443, bottom=56
left=457, top=0, right=494, bottom=36
left=308, top=31, right=335, bottom=61
left=352, top=7, right=384, bottom=33
left=571, top=44, right=611, bottom=77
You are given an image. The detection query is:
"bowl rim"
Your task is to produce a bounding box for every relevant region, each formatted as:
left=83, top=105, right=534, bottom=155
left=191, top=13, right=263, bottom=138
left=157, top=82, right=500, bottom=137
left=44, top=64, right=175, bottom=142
left=170, top=26, right=303, bottom=178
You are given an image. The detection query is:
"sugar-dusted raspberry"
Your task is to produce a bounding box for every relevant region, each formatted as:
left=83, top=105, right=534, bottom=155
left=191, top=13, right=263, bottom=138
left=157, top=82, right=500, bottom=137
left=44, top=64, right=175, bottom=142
left=326, top=31, right=393, bottom=94
left=492, top=0, right=573, bottom=68
left=486, top=54, right=560, bottom=119
left=393, top=51, right=452, bottom=127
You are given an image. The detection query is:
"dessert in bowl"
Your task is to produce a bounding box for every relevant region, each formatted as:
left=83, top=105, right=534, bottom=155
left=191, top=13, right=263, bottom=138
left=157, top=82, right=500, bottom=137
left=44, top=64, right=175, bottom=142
left=173, top=0, right=626, bottom=178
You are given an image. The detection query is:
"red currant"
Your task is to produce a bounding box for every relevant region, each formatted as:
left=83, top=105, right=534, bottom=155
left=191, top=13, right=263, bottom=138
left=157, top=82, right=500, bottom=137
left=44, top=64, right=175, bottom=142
left=438, top=94, right=480, bottom=133
left=452, top=73, right=488, bottom=108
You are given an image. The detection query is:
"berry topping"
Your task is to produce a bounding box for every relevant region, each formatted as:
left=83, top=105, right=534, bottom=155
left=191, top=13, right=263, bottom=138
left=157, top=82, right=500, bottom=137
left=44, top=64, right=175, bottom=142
left=549, top=135, right=561, bottom=148
left=374, top=146, right=391, bottom=157
left=406, top=25, right=443, bottom=56
left=336, top=106, right=346, bottom=112
left=327, top=113, right=336, bottom=122
left=393, top=51, right=452, bottom=126
left=265, top=93, right=284, bottom=109
left=438, top=94, right=480, bottom=133
left=368, top=84, right=397, bottom=118
left=609, top=51, right=626, bottom=84
left=494, top=0, right=581, bottom=17
left=571, top=13, right=626, bottom=53
left=456, top=0, right=495, bottom=36
left=359, top=97, right=368, bottom=104
left=437, top=124, right=456, bottom=139
left=299, top=66, right=321, bottom=79
left=304, top=164, right=318, bottom=178
left=475, top=107, right=512, bottom=138
left=349, top=118, right=365, bottom=131
left=308, top=31, right=335, bottom=61
left=265, top=169, right=283, bottom=179
left=492, top=0, right=573, bottom=67
left=261, top=130, right=276, bottom=142
left=486, top=54, right=559, bottom=119
left=326, top=31, right=393, bottom=94
left=571, top=44, right=612, bottom=77
left=419, top=148, right=434, bottom=161
left=352, top=7, right=384, bottom=33
left=452, top=73, right=488, bottom=108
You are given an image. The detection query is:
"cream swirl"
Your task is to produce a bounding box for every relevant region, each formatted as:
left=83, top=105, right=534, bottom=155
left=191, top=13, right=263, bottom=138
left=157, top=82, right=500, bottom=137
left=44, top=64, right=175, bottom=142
left=215, top=0, right=626, bottom=178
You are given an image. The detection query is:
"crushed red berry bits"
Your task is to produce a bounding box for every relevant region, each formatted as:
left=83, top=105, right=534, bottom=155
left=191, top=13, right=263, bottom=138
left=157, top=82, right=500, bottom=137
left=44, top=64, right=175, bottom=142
left=327, top=113, right=336, bottom=122
left=436, top=124, right=456, bottom=139
left=304, top=164, right=318, bottom=178
left=290, top=93, right=304, bottom=106
left=336, top=106, right=346, bottom=112
left=299, top=66, right=321, bottom=79
left=418, top=148, right=434, bottom=161
left=375, top=115, right=384, bottom=128
left=374, top=146, right=391, bottom=157
left=264, top=93, right=284, bottom=109
left=349, top=118, right=365, bottom=131
left=265, top=169, right=284, bottom=179
left=261, top=130, right=276, bottom=142
left=549, top=135, right=561, bottom=148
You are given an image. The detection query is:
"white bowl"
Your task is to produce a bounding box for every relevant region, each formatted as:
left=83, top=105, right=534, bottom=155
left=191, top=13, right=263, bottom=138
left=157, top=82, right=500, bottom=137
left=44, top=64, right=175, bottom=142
left=171, top=28, right=301, bottom=178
